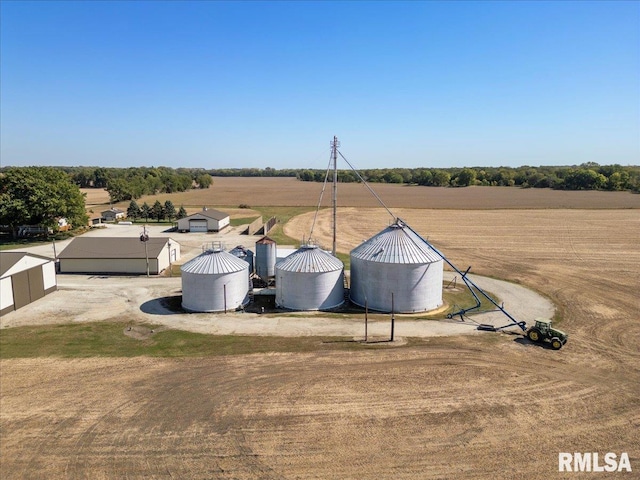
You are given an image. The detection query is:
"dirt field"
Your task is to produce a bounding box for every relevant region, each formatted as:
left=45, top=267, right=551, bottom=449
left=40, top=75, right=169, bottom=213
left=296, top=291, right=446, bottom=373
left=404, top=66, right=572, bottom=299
left=2, top=185, right=639, bottom=478
left=84, top=177, right=640, bottom=212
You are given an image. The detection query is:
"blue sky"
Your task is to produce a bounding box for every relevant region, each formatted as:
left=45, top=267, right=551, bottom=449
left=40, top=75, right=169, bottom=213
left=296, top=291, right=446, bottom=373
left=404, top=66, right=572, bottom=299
left=1, top=1, right=638, bottom=169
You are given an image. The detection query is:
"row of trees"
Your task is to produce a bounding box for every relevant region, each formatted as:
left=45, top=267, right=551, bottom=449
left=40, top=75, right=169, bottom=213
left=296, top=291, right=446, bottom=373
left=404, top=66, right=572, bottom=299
left=289, top=164, right=640, bottom=192
left=0, top=167, right=88, bottom=238
left=60, top=166, right=213, bottom=202
left=126, top=200, right=188, bottom=223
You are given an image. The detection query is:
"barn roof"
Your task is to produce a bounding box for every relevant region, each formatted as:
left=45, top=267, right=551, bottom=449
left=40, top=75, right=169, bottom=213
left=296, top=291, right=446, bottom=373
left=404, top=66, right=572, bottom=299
left=183, top=209, right=229, bottom=221
left=0, top=252, right=54, bottom=277
left=58, top=237, right=174, bottom=259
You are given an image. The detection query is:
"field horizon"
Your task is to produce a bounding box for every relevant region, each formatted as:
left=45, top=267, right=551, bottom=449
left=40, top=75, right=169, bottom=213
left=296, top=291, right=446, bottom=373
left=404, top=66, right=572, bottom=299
left=84, top=177, right=640, bottom=215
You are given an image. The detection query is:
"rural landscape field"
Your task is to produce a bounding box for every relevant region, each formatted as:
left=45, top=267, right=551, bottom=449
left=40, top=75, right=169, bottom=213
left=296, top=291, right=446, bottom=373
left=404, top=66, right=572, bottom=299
left=2, top=178, right=639, bottom=479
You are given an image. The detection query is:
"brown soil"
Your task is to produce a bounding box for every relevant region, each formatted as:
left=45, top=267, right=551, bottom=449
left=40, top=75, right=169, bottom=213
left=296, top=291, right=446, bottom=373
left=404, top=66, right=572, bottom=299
left=2, top=192, right=639, bottom=478
left=88, top=177, right=640, bottom=212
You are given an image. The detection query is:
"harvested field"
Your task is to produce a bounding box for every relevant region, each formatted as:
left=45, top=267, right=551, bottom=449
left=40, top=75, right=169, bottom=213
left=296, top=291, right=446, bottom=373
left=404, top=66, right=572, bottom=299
left=2, top=187, right=639, bottom=479
left=86, top=177, right=640, bottom=213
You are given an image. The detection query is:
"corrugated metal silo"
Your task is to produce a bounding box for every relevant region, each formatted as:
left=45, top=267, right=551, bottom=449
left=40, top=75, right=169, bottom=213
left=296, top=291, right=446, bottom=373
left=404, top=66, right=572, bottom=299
left=181, top=249, right=250, bottom=312
left=255, top=236, right=276, bottom=281
left=276, top=245, right=345, bottom=311
left=350, top=220, right=443, bottom=313
left=230, top=245, right=254, bottom=274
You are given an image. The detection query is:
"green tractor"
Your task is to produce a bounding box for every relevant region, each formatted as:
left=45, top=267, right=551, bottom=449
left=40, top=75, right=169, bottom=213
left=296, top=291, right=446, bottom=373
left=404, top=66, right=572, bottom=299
left=526, top=319, right=568, bottom=350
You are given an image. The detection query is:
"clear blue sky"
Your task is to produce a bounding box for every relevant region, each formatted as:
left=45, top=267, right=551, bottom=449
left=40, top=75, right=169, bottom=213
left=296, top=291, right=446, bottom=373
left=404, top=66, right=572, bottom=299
left=1, top=0, right=638, bottom=169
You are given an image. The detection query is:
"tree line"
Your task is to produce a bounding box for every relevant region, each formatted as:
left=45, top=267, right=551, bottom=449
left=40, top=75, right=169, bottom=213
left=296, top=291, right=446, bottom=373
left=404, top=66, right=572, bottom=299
left=207, top=164, right=640, bottom=192
left=125, top=199, right=188, bottom=223
left=59, top=166, right=213, bottom=202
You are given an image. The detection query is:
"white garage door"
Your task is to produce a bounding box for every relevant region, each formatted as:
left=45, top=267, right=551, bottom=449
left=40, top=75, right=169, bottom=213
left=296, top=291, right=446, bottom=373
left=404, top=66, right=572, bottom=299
left=189, top=220, right=207, bottom=232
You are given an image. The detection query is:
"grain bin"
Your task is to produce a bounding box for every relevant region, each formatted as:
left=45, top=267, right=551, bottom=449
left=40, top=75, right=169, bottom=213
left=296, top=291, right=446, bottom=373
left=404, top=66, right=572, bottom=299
left=181, top=248, right=250, bottom=312
left=276, top=245, right=345, bottom=311
left=230, top=245, right=254, bottom=274
left=255, top=236, right=276, bottom=281
left=350, top=219, right=443, bottom=313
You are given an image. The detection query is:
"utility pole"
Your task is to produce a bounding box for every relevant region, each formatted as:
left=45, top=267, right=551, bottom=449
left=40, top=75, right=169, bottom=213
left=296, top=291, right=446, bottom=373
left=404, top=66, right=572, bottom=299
left=331, top=135, right=339, bottom=256
left=140, top=225, right=150, bottom=277
left=391, top=292, right=395, bottom=342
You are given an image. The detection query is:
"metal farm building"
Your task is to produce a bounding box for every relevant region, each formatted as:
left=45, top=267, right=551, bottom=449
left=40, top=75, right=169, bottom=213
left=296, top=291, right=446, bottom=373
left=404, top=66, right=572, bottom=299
left=0, top=252, right=57, bottom=317
left=181, top=248, right=250, bottom=313
left=349, top=220, right=443, bottom=313
left=275, top=245, right=345, bottom=311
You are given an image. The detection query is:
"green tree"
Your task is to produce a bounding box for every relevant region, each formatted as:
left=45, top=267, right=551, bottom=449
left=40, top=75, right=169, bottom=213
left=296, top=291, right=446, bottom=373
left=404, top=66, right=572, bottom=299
left=177, top=205, right=188, bottom=219
left=141, top=202, right=151, bottom=222
left=0, top=167, right=87, bottom=238
left=196, top=173, right=212, bottom=189
left=453, top=168, right=477, bottom=187
left=164, top=200, right=176, bottom=221
left=431, top=170, right=451, bottom=187
left=127, top=200, right=141, bottom=220
left=152, top=200, right=164, bottom=222
left=563, top=169, right=607, bottom=190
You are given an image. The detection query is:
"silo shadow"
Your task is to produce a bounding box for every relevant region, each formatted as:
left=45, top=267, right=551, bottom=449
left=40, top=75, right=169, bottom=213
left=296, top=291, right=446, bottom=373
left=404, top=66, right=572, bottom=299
left=140, top=295, right=184, bottom=315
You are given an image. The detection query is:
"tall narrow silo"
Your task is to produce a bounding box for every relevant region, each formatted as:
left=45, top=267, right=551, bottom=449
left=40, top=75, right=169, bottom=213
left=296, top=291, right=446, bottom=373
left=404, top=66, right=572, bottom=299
left=255, top=236, right=276, bottom=281
left=350, top=220, right=443, bottom=313
left=276, top=245, right=344, bottom=311
left=181, top=248, right=250, bottom=312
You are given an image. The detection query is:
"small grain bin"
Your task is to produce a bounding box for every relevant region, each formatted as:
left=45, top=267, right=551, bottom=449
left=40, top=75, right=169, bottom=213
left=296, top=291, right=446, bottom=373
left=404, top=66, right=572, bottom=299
left=181, top=248, right=250, bottom=312
left=350, top=219, right=443, bottom=313
left=255, top=236, right=276, bottom=281
left=276, top=245, right=345, bottom=311
left=230, top=245, right=254, bottom=274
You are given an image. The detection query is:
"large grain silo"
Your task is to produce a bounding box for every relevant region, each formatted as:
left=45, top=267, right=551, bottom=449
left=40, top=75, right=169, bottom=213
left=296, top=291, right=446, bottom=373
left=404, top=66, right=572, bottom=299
left=350, top=220, right=443, bottom=313
left=181, top=248, right=250, bottom=312
left=275, top=245, right=345, bottom=311
left=255, top=236, right=276, bottom=281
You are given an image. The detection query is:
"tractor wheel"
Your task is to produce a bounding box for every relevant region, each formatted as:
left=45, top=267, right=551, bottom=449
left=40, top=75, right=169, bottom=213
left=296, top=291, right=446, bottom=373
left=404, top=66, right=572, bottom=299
left=551, top=337, right=563, bottom=350
left=527, top=329, right=542, bottom=342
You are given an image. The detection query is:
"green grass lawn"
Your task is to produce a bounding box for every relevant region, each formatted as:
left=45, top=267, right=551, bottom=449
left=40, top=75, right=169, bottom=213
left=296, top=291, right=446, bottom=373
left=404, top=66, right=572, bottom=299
left=230, top=216, right=260, bottom=227
left=0, top=322, right=373, bottom=358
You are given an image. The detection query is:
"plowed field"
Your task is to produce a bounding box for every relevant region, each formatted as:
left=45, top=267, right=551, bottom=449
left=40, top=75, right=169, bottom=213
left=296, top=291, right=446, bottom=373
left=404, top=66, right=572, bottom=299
left=2, top=183, right=639, bottom=479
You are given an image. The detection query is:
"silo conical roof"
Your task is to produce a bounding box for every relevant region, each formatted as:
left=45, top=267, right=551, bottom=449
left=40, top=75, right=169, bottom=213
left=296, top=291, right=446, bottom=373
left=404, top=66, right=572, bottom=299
left=181, top=249, right=248, bottom=274
left=276, top=245, right=343, bottom=273
left=350, top=220, right=440, bottom=264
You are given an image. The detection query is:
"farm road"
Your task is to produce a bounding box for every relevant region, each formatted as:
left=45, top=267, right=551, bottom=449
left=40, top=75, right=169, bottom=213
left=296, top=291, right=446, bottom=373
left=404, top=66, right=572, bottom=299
left=0, top=271, right=552, bottom=338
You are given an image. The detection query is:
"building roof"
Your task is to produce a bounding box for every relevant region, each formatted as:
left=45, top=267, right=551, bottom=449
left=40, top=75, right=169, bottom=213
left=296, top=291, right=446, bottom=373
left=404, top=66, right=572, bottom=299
left=0, top=252, right=54, bottom=277
left=350, top=220, right=441, bottom=264
left=58, top=237, right=174, bottom=259
left=101, top=208, right=125, bottom=214
left=181, top=249, right=248, bottom=274
left=183, top=209, right=229, bottom=221
left=276, top=245, right=343, bottom=273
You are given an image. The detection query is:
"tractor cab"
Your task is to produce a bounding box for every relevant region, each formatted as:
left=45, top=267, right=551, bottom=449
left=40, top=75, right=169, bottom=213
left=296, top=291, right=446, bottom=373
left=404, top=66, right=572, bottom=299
left=535, top=319, right=551, bottom=334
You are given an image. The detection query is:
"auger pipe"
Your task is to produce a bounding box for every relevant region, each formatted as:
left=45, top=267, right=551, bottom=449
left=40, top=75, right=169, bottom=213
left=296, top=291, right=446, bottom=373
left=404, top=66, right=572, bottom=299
left=399, top=219, right=527, bottom=332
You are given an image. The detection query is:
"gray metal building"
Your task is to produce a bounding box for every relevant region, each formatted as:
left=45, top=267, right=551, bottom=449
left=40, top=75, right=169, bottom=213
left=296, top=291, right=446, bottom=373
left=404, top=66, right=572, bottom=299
left=58, top=237, right=180, bottom=275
